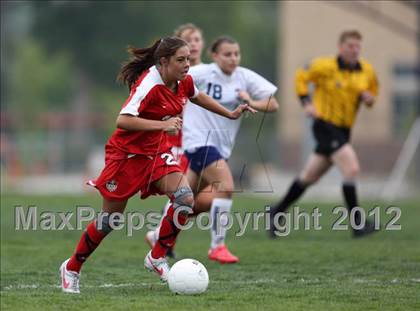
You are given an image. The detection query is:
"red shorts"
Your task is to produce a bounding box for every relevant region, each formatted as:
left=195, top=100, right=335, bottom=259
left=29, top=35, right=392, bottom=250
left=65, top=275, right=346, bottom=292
left=170, top=146, right=190, bottom=173
left=88, top=150, right=182, bottom=201
left=179, top=153, right=189, bottom=173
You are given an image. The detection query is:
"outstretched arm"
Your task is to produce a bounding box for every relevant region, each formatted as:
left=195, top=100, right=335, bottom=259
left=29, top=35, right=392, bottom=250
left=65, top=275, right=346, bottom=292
left=237, top=91, right=279, bottom=113
left=190, top=91, right=256, bottom=119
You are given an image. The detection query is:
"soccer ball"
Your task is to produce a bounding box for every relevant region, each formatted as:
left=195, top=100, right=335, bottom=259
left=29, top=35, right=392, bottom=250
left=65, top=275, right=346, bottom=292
left=167, top=259, right=209, bottom=295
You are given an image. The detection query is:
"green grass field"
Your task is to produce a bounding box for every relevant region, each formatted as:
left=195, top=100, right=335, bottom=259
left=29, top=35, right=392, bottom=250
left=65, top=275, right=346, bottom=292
left=1, top=194, right=419, bottom=310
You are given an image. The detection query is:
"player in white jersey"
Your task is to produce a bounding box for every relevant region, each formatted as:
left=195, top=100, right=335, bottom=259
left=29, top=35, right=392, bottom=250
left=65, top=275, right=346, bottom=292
left=184, top=36, right=278, bottom=263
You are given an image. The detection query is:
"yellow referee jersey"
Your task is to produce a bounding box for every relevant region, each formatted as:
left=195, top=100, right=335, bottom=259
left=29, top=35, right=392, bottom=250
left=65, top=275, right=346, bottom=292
left=295, top=56, right=378, bottom=128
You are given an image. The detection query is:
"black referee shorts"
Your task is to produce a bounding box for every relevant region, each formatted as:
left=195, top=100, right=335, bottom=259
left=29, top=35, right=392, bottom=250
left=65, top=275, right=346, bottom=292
left=312, top=118, right=351, bottom=156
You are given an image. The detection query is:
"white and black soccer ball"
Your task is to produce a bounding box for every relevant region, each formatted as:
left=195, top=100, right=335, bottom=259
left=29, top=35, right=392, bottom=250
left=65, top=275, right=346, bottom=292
left=167, top=259, right=209, bottom=295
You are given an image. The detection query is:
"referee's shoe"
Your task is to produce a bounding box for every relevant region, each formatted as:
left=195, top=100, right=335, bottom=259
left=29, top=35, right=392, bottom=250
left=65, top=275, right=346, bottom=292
left=353, top=220, right=379, bottom=238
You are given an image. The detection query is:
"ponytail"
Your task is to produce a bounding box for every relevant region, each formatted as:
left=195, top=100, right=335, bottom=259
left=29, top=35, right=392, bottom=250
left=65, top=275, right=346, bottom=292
left=117, top=37, right=188, bottom=89
left=117, top=39, right=161, bottom=89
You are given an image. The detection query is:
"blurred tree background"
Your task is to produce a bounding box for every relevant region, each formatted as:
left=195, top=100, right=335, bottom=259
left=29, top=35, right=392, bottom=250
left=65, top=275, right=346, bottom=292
left=1, top=1, right=279, bottom=176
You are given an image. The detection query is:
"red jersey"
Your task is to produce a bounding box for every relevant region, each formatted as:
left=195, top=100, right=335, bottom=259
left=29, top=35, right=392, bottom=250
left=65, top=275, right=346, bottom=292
left=167, top=130, right=183, bottom=147
left=106, top=66, right=198, bottom=159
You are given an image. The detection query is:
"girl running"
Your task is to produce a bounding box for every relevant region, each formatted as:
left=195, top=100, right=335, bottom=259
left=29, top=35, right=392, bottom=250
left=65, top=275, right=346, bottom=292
left=60, top=36, right=252, bottom=294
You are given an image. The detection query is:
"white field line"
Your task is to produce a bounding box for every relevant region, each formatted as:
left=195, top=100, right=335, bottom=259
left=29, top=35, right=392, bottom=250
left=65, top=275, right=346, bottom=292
left=2, top=278, right=420, bottom=292
left=1, top=282, right=166, bottom=291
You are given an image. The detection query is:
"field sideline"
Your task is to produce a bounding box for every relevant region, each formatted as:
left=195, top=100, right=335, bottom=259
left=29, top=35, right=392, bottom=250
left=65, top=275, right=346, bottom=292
left=1, top=194, right=419, bottom=310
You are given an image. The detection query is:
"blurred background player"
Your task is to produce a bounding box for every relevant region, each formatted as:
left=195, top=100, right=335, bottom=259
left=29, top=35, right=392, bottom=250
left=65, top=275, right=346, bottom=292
left=268, top=30, right=379, bottom=238
left=59, top=36, right=252, bottom=294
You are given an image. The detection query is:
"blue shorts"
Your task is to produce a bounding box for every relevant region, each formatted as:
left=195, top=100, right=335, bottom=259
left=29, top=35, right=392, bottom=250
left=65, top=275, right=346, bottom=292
left=184, top=146, right=224, bottom=175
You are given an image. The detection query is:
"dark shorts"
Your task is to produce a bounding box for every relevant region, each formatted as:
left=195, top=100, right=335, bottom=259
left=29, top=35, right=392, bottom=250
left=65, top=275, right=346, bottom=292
left=312, top=119, right=351, bottom=156
left=184, top=146, right=225, bottom=175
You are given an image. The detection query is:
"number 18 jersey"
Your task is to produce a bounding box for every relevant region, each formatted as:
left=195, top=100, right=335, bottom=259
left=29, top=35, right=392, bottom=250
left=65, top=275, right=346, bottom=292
left=182, top=63, right=277, bottom=158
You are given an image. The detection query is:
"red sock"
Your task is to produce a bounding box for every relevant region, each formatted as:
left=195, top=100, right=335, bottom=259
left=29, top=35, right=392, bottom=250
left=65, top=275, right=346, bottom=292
left=66, top=221, right=107, bottom=273
left=151, top=205, right=188, bottom=259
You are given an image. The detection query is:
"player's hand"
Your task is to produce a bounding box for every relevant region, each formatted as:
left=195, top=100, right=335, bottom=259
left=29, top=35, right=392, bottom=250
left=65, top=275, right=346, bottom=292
left=230, top=104, right=257, bottom=119
left=303, top=102, right=318, bottom=118
left=162, top=117, right=182, bottom=134
left=166, top=129, right=179, bottom=136
left=237, top=90, right=252, bottom=105
left=360, top=91, right=375, bottom=107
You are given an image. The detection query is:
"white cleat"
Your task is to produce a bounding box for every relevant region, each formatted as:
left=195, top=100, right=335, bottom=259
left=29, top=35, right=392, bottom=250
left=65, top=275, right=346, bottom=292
left=144, top=250, right=170, bottom=282
left=59, top=259, right=80, bottom=294
left=145, top=230, right=157, bottom=249
left=145, top=229, right=177, bottom=259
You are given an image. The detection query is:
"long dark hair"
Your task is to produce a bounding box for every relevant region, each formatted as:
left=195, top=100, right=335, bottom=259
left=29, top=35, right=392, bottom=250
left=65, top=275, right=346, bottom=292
left=117, top=36, right=188, bottom=89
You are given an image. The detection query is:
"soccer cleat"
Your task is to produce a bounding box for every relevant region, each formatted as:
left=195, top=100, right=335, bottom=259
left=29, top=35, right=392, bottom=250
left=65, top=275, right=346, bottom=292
left=208, top=245, right=239, bottom=264
left=268, top=207, right=278, bottom=239
left=144, top=250, right=170, bottom=282
left=267, top=207, right=287, bottom=239
left=145, top=230, right=176, bottom=259
left=353, top=220, right=379, bottom=238
left=59, top=259, right=80, bottom=294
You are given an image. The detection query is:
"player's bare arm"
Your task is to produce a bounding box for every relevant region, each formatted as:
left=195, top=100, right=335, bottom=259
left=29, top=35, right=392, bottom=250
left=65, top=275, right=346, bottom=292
left=360, top=91, right=375, bottom=107
left=116, top=114, right=182, bottom=132
left=237, top=90, right=279, bottom=112
left=190, top=91, right=256, bottom=119
left=301, top=100, right=318, bottom=118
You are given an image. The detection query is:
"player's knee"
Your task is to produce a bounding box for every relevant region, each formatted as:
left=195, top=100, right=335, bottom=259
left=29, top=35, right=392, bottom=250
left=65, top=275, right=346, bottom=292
left=299, top=172, right=318, bottom=185
left=345, top=164, right=360, bottom=179
left=211, top=181, right=234, bottom=198
left=173, top=186, right=194, bottom=214
left=96, top=212, right=122, bottom=234
left=306, top=176, right=318, bottom=185
left=181, top=194, right=194, bottom=208
left=221, top=182, right=234, bottom=197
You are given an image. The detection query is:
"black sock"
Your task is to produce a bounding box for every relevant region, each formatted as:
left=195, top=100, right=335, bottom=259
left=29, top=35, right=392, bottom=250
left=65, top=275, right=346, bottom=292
left=273, top=179, right=308, bottom=213
left=342, top=182, right=361, bottom=225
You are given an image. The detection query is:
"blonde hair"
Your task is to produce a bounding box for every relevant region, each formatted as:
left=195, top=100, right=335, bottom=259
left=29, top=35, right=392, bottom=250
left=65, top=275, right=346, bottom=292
left=174, top=23, right=203, bottom=38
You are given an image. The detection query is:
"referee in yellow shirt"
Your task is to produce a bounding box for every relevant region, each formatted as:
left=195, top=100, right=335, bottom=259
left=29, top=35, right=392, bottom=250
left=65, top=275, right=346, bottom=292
left=269, top=30, right=379, bottom=238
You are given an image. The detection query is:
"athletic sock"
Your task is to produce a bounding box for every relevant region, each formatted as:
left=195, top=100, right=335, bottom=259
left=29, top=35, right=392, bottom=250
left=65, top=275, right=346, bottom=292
left=210, top=198, right=233, bottom=249
left=153, top=199, right=172, bottom=241
left=273, top=179, right=308, bottom=213
left=66, top=221, right=107, bottom=273
left=342, top=181, right=361, bottom=225
left=162, top=199, right=171, bottom=216
left=151, top=205, right=188, bottom=259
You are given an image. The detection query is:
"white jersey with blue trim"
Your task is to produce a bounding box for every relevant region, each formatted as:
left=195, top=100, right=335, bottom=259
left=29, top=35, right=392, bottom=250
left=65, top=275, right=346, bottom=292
left=182, top=62, right=277, bottom=158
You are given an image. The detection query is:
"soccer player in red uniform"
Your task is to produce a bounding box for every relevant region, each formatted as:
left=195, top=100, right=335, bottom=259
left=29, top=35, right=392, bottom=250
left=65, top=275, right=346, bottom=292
left=59, top=37, right=254, bottom=294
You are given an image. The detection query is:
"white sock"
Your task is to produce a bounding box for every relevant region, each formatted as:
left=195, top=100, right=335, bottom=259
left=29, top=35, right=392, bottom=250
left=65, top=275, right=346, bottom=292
left=210, top=198, right=233, bottom=249
left=153, top=200, right=172, bottom=241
